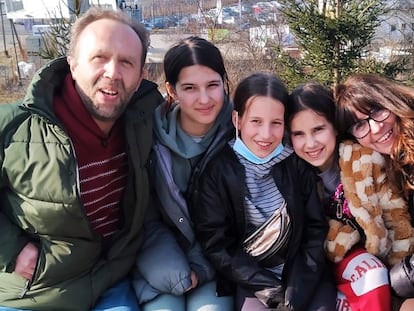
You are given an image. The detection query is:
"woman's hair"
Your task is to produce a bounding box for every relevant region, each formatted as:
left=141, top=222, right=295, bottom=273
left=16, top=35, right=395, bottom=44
left=287, top=82, right=335, bottom=131
left=233, top=72, right=288, bottom=117
left=163, top=36, right=230, bottom=109
left=335, top=73, right=414, bottom=193
left=68, top=7, right=149, bottom=69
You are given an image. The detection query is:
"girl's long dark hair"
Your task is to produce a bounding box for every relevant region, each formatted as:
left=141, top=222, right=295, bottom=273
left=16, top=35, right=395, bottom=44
left=163, top=36, right=230, bottom=111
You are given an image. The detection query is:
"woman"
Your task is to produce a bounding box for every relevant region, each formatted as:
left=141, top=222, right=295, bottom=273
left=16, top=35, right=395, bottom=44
left=334, top=73, right=414, bottom=311
left=132, top=36, right=234, bottom=310
left=191, top=72, right=336, bottom=311
left=287, top=82, right=394, bottom=311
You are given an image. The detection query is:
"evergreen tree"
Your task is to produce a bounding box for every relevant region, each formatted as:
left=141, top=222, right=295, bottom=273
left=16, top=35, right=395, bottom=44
left=277, top=0, right=396, bottom=85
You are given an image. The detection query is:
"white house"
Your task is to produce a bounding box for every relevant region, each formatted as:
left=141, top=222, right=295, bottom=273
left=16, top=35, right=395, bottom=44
left=375, top=0, right=414, bottom=45
left=4, top=0, right=117, bottom=20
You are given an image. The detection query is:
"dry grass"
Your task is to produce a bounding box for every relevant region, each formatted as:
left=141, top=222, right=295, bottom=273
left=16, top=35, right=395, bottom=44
left=0, top=87, right=26, bottom=103
left=0, top=51, right=28, bottom=103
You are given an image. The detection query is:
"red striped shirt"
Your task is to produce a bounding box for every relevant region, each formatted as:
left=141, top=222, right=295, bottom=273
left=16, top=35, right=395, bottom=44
left=78, top=152, right=127, bottom=237
left=54, top=74, right=127, bottom=238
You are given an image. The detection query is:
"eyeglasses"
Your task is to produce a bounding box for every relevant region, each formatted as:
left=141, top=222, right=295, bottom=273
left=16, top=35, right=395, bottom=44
left=348, top=108, right=391, bottom=139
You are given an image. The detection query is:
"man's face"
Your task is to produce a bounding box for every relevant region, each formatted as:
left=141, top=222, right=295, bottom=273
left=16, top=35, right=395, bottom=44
left=68, top=18, right=143, bottom=132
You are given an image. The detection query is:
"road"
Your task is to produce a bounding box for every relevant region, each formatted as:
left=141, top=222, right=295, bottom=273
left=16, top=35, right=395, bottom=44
left=147, top=31, right=210, bottom=63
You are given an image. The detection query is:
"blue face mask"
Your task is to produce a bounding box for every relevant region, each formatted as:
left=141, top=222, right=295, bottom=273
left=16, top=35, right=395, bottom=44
left=233, top=137, right=284, bottom=164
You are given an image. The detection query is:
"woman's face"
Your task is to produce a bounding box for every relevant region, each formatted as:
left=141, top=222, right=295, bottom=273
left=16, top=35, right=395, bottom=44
left=352, top=109, right=397, bottom=155
left=234, top=96, right=285, bottom=158
left=290, top=109, right=337, bottom=171
left=167, top=64, right=224, bottom=136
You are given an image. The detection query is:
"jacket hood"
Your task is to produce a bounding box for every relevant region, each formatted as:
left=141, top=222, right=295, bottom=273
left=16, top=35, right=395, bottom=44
left=21, top=57, right=69, bottom=120
left=153, top=97, right=233, bottom=158
left=131, top=79, right=161, bottom=102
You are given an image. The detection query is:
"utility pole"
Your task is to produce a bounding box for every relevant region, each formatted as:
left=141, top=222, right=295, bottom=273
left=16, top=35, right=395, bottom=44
left=238, top=0, right=241, bottom=21
left=151, top=0, right=154, bottom=22
left=0, top=0, right=9, bottom=57
left=217, top=0, right=222, bottom=24
left=10, top=19, right=21, bottom=86
left=198, top=0, right=203, bottom=21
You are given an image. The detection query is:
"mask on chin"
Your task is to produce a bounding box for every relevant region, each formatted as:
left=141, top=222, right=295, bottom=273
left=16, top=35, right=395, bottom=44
left=233, top=137, right=284, bottom=165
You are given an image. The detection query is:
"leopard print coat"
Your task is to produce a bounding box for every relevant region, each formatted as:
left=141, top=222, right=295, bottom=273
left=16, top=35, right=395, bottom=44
left=324, top=140, right=414, bottom=266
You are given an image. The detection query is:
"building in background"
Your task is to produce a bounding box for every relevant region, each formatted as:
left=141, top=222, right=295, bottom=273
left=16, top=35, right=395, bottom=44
left=4, top=0, right=92, bottom=21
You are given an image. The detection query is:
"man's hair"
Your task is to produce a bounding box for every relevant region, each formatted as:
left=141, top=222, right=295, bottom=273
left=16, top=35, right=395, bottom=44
left=68, top=7, right=149, bottom=68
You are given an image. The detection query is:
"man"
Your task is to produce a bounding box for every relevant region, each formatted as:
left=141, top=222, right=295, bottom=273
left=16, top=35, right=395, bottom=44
left=0, top=7, right=163, bottom=311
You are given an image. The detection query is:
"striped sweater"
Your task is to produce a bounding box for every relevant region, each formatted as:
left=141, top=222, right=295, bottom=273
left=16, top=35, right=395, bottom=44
left=54, top=74, right=127, bottom=238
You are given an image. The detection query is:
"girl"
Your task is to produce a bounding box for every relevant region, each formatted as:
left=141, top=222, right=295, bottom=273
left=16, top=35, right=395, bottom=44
left=335, top=73, right=414, bottom=311
left=132, top=36, right=234, bottom=311
left=287, top=82, right=392, bottom=311
left=191, top=72, right=336, bottom=311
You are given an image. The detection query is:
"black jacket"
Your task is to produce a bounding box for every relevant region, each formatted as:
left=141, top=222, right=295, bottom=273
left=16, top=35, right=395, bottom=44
left=191, top=144, right=329, bottom=311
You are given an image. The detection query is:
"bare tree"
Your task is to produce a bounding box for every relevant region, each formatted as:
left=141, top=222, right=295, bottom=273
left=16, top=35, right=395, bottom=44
left=39, top=0, right=85, bottom=60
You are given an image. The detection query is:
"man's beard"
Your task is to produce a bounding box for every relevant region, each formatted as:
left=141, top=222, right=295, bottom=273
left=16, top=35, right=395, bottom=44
left=77, top=85, right=130, bottom=122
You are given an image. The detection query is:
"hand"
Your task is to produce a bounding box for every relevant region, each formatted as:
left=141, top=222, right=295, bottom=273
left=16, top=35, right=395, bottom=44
left=14, top=242, right=38, bottom=280
left=255, top=286, right=284, bottom=308
left=185, top=270, right=199, bottom=292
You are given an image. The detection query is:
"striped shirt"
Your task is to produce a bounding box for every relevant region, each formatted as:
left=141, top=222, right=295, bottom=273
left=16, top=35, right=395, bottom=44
left=54, top=74, right=127, bottom=238
left=231, top=140, right=293, bottom=230
left=79, top=152, right=127, bottom=237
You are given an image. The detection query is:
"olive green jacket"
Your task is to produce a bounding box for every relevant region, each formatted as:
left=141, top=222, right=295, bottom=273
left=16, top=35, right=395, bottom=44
left=0, top=58, right=163, bottom=310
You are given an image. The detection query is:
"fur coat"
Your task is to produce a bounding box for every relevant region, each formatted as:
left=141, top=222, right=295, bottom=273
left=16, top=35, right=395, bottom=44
left=324, top=140, right=414, bottom=266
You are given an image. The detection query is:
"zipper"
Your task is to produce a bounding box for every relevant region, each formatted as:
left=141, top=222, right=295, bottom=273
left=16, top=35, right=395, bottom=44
left=18, top=279, right=31, bottom=299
